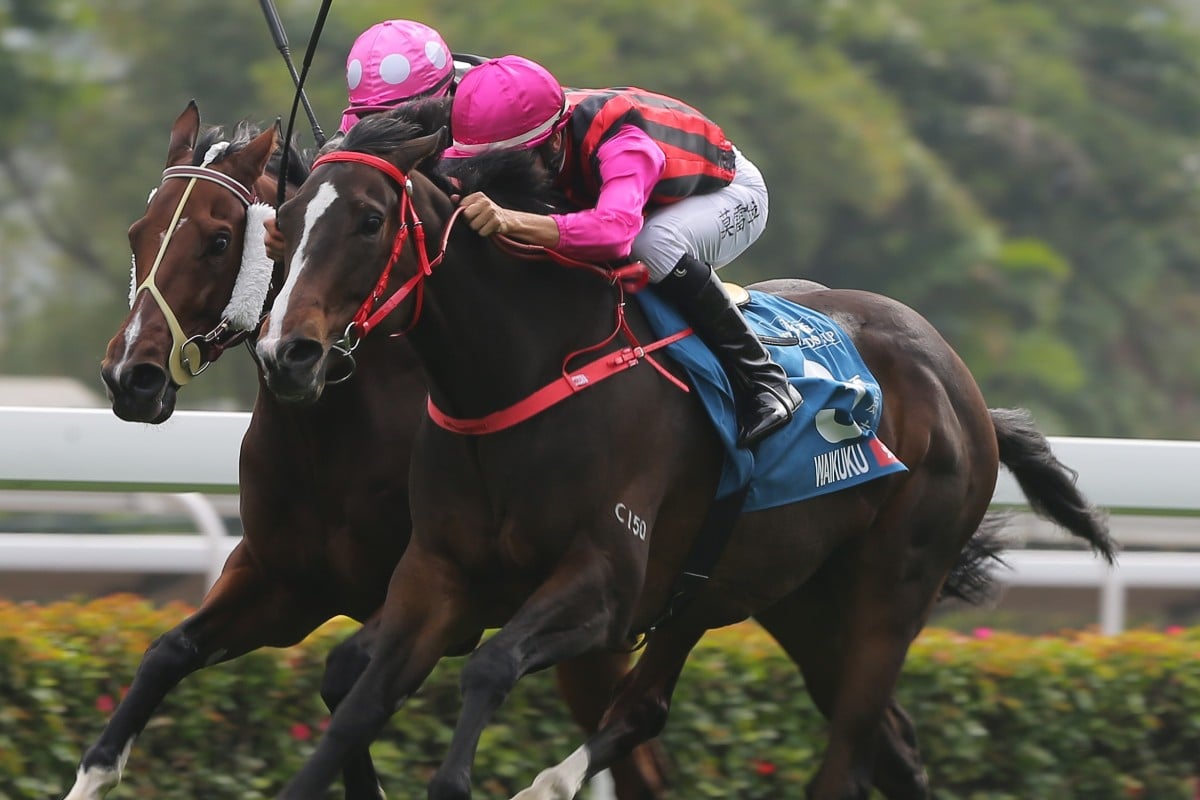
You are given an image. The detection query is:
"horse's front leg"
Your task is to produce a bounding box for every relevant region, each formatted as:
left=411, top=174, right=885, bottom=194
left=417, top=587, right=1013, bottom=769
left=277, top=541, right=476, bottom=800
left=426, top=542, right=630, bottom=800
left=64, top=545, right=331, bottom=800
left=510, top=623, right=703, bottom=800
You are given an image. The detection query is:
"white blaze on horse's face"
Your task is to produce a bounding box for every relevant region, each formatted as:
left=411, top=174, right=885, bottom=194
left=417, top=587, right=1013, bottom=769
left=259, top=179, right=340, bottom=351
left=113, top=308, right=143, bottom=376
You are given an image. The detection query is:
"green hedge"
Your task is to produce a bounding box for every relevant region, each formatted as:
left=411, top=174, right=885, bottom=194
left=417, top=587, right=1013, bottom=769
left=2, top=596, right=1198, bottom=799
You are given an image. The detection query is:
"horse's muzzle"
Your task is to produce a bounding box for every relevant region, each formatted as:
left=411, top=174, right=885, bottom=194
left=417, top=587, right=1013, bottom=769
left=100, top=361, right=178, bottom=424
left=256, top=337, right=328, bottom=404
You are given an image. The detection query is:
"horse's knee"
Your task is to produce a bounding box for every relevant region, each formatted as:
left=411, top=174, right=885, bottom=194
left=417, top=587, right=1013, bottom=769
left=321, top=634, right=372, bottom=711
left=459, top=646, right=520, bottom=704
left=151, top=626, right=204, bottom=667
left=624, top=691, right=670, bottom=741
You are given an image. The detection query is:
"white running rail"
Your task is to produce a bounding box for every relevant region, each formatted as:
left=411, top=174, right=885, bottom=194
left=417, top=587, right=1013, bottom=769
left=2, top=406, right=1199, bottom=634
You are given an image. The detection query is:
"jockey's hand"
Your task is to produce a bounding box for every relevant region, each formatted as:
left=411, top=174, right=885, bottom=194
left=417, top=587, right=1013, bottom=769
left=263, top=215, right=285, bottom=262
left=459, top=192, right=514, bottom=238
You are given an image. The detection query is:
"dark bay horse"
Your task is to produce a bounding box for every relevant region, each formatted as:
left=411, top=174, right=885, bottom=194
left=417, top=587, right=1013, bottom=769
left=82, top=102, right=669, bottom=800
left=254, top=108, right=1115, bottom=800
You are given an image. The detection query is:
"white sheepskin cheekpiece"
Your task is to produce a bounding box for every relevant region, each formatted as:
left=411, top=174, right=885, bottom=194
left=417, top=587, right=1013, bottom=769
left=221, top=203, right=276, bottom=330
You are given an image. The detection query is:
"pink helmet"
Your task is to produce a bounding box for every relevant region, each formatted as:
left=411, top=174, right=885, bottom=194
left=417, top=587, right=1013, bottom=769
left=339, top=20, right=454, bottom=134
left=443, top=55, right=568, bottom=159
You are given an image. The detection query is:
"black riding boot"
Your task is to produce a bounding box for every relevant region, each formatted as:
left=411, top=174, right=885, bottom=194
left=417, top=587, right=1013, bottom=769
left=657, top=254, right=803, bottom=447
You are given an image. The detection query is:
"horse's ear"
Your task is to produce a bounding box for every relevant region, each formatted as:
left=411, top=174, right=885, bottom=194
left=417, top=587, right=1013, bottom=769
left=167, top=100, right=201, bottom=167
left=406, top=127, right=447, bottom=170
left=238, top=125, right=280, bottom=181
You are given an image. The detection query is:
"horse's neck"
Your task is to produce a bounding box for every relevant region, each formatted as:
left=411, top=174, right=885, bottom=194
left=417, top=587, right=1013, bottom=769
left=406, top=244, right=626, bottom=419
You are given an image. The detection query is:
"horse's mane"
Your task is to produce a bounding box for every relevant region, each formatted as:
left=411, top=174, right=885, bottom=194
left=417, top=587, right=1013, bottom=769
left=338, top=98, right=565, bottom=214
left=271, top=138, right=311, bottom=187
left=193, top=121, right=310, bottom=187
left=339, top=97, right=452, bottom=158
left=440, top=149, right=565, bottom=214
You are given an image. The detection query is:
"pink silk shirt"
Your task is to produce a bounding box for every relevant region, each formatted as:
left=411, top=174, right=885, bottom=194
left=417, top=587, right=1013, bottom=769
left=548, top=125, right=666, bottom=261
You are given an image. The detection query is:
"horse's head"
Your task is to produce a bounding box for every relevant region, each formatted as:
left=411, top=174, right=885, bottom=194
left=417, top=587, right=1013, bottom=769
left=256, top=102, right=453, bottom=404
left=101, top=101, right=289, bottom=423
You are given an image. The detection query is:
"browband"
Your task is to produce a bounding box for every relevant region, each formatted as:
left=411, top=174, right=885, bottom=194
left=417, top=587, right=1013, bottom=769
left=161, top=165, right=255, bottom=206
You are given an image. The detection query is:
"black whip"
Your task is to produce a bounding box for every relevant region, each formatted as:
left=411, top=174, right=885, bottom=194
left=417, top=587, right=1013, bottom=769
left=259, top=0, right=334, bottom=207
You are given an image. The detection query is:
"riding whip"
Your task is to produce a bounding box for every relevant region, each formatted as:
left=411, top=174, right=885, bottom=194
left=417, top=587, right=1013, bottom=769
left=260, top=0, right=333, bottom=207
left=258, top=0, right=326, bottom=148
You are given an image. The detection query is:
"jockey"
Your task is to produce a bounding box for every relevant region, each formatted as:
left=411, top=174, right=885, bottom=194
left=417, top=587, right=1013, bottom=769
left=265, top=19, right=478, bottom=259
left=446, top=55, right=802, bottom=447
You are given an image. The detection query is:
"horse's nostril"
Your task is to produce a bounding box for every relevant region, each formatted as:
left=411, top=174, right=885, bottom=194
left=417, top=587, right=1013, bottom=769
left=127, top=363, right=169, bottom=396
left=279, top=339, right=324, bottom=373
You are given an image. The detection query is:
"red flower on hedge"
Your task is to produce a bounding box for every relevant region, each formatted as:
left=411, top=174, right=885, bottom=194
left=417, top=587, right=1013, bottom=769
left=95, top=695, right=115, bottom=714
left=752, top=759, right=777, bottom=777
left=290, top=722, right=312, bottom=741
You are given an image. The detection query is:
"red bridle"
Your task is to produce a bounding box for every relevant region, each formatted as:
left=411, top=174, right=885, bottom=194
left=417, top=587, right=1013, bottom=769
left=310, top=150, right=444, bottom=346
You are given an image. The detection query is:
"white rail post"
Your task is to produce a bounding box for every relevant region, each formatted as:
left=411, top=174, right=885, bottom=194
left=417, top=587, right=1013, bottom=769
left=172, top=492, right=232, bottom=590
left=1099, top=571, right=1126, bottom=636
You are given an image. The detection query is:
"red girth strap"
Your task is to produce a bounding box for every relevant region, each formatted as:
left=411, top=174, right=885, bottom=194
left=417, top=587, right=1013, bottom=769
left=427, top=328, right=693, bottom=435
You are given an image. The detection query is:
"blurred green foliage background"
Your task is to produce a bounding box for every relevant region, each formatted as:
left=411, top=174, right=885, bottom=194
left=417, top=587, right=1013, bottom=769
left=3, top=0, right=1200, bottom=437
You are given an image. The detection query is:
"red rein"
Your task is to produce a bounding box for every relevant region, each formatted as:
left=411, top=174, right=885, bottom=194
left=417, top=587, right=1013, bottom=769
left=308, top=150, right=690, bottom=435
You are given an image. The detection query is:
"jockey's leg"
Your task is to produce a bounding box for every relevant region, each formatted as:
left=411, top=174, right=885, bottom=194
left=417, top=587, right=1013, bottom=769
left=657, top=254, right=802, bottom=446
left=633, top=148, right=800, bottom=447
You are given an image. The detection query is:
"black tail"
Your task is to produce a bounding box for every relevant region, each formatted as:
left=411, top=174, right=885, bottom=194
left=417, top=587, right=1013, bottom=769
left=991, top=407, right=1117, bottom=563
left=940, top=511, right=1010, bottom=605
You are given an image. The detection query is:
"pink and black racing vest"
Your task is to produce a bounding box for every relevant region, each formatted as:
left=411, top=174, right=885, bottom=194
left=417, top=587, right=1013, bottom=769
left=560, top=88, right=736, bottom=208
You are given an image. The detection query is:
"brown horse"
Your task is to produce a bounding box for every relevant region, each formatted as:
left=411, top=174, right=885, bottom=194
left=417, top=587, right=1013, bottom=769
left=81, top=102, right=669, bottom=800
left=254, top=107, right=1115, bottom=800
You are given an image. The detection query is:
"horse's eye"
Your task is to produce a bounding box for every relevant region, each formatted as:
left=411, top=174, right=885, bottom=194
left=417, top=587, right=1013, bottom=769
left=209, top=233, right=231, bottom=256
left=360, top=215, right=384, bottom=236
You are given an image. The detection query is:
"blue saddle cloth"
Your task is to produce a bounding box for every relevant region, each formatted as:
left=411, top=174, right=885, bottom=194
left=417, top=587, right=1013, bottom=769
left=636, top=288, right=908, bottom=512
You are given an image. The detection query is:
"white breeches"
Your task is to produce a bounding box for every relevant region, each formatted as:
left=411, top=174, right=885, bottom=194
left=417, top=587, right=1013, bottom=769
left=631, top=147, right=769, bottom=282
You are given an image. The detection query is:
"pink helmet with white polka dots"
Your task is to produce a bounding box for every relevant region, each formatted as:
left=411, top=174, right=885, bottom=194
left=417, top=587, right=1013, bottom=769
left=339, top=20, right=454, bottom=134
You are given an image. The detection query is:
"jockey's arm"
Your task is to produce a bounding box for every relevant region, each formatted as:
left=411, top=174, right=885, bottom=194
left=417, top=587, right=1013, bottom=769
left=458, top=194, right=561, bottom=245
